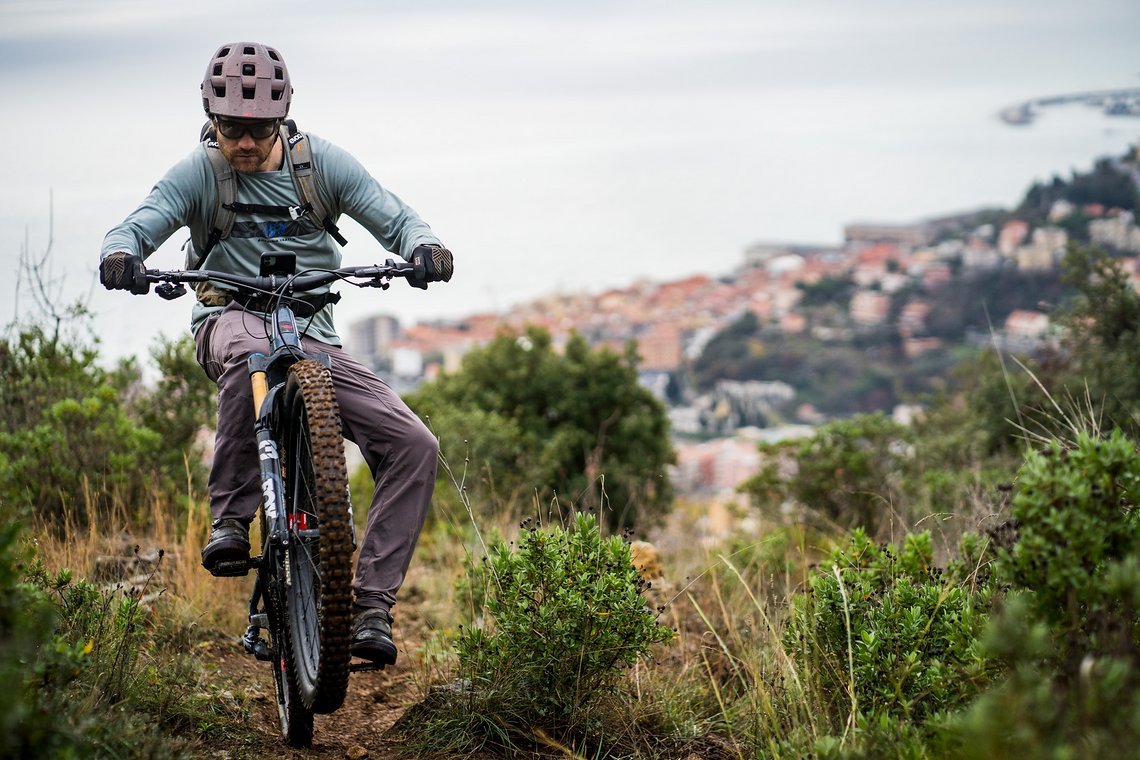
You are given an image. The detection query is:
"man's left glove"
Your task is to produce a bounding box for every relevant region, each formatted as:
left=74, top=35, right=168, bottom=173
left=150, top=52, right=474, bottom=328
left=99, top=252, right=150, bottom=295
left=409, top=245, right=454, bottom=290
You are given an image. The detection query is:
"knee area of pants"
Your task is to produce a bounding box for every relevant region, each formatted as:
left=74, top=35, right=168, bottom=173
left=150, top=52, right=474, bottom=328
left=408, top=426, right=440, bottom=458
left=360, top=424, right=438, bottom=466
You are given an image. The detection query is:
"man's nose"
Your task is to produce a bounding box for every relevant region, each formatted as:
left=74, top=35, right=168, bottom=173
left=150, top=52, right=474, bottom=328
left=238, top=133, right=257, bottom=148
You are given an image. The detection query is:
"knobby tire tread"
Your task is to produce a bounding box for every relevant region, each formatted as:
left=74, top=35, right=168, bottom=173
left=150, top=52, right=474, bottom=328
left=285, top=359, right=353, bottom=714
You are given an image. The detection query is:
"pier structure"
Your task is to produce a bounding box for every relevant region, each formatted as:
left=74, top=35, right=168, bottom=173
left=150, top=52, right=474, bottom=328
left=999, top=87, right=1140, bottom=125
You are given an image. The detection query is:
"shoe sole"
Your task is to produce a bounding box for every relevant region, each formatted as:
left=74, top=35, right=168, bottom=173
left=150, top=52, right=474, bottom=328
left=351, top=639, right=397, bottom=666
left=202, top=542, right=251, bottom=576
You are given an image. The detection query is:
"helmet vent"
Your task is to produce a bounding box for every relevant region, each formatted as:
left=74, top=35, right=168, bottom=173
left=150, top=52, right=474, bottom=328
left=267, top=50, right=280, bottom=61
left=242, top=63, right=255, bottom=76
left=213, top=86, right=225, bottom=98
left=218, top=47, right=230, bottom=57
left=242, top=86, right=255, bottom=100
left=275, top=67, right=283, bottom=80
left=243, top=46, right=255, bottom=55
left=213, top=63, right=222, bottom=75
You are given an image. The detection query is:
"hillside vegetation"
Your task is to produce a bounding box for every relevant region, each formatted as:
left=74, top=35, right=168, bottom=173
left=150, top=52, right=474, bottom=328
left=5, top=169, right=1140, bottom=755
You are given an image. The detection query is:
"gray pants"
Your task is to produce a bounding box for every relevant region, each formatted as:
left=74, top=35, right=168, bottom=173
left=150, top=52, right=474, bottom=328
left=194, top=304, right=438, bottom=614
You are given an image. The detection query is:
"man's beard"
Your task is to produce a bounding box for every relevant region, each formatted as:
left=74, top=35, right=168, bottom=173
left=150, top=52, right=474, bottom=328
left=219, top=137, right=276, bottom=173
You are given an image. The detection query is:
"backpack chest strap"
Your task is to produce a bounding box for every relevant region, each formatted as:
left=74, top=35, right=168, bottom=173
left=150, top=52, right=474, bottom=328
left=222, top=201, right=313, bottom=218
left=195, top=121, right=349, bottom=271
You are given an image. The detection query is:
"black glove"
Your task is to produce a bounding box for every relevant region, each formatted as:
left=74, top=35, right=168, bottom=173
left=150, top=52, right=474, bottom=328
left=408, top=245, right=454, bottom=290
left=99, top=252, right=149, bottom=294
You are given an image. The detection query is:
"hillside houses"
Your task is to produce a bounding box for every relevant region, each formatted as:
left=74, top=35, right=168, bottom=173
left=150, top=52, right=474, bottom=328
left=348, top=205, right=1135, bottom=406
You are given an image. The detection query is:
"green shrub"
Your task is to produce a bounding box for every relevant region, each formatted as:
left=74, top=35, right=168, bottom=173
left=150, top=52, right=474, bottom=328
left=742, top=413, right=915, bottom=535
left=998, top=430, right=1140, bottom=647
left=785, top=528, right=998, bottom=736
left=0, top=323, right=213, bottom=529
left=404, top=513, right=674, bottom=755
left=946, top=430, right=1140, bottom=757
left=406, top=327, right=675, bottom=529
left=0, top=386, right=167, bottom=525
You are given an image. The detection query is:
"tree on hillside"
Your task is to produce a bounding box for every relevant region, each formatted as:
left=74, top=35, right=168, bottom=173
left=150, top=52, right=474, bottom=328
left=691, top=310, right=763, bottom=390
left=919, top=243, right=1140, bottom=455
left=0, top=321, right=215, bottom=528
left=923, top=268, right=1068, bottom=340
left=1054, top=243, right=1140, bottom=434
left=796, top=274, right=856, bottom=309
left=691, top=312, right=903, bottom=414
left=1015, top=157, right=1140, bottom=223
left=406, top=327, right=675, bottom=529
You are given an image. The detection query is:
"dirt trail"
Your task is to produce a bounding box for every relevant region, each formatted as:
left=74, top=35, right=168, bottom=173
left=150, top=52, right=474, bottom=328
left=204, top=634, right=423, bottom=760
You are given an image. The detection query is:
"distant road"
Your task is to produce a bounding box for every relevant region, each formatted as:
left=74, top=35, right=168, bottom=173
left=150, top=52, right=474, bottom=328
left=1000, top=87, right=1140, bottom=125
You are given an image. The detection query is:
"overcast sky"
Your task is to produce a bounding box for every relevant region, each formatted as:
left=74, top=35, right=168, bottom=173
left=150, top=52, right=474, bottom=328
left=2, top=0, right=1138, bottom=362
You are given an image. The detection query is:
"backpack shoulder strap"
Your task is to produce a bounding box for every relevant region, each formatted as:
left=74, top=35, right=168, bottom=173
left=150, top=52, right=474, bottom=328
left=283, top=120, right=349, bottom=246
left=197, top=122, right=236, bottom=269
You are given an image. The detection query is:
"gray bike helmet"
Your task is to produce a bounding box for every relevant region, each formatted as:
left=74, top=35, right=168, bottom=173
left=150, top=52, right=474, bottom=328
left=201, top=42, right=291, bottom=119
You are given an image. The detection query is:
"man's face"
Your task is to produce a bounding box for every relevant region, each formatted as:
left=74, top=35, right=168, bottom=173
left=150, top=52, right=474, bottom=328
left=213, top=117, right=280, bottom=173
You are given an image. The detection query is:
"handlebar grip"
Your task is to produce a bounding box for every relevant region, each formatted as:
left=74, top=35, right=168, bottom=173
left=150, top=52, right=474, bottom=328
left=130, top=264, right=150, bottom=295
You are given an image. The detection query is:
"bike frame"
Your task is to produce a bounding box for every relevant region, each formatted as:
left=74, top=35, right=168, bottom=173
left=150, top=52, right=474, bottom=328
left=241, top=302, right=332, bottom=659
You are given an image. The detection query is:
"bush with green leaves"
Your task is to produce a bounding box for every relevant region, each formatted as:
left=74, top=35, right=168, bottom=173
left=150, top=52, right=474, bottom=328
left=784, top=528, right=998, bottom=737
left=946, top=430, right=1140, bottom=757
left=742, top=413, right=916, bottom=535
left=0, top=385, right=167, bottom=524
left=406, top=513, right=674, bottom=755
left=0, top=320, right=214, bottom=528
left=406, top=326, right=675, bottom=529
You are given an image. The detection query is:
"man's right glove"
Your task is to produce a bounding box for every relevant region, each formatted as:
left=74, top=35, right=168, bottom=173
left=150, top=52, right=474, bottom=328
left=409, top=245, right=454, bottom=290
left=99, top=252, right=150, bottom=294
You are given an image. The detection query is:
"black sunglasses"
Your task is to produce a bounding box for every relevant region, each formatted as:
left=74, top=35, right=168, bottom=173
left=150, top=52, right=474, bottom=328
left=214, top=118, right=280, bottom=140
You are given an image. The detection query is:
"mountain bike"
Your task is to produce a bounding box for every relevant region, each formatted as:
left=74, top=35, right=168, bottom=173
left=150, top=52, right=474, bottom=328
left=143, top=253, right=416, bottom=746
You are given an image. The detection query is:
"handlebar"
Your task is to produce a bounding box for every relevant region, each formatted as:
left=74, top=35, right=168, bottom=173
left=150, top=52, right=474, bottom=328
left=143, top=259, right=417, bottom=301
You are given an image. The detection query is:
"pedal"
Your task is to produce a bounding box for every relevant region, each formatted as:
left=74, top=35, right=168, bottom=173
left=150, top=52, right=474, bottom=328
left=350, top=660, right=386, bottom=673
left=241, top=626, right=273, bottom=661
left=209, top=557, right=255, bottom=577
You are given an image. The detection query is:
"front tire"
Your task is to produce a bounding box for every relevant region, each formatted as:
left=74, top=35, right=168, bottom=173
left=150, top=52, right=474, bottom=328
left=280, top=359, right=354, bottom=714
left=263, top=512, right=315, bottom=747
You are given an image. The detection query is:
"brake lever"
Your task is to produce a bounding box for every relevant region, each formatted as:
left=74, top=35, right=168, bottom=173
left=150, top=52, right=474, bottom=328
left=156, top=282, right=188, bottom=300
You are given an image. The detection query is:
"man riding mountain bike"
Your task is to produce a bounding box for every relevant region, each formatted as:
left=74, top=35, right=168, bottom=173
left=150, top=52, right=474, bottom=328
left=99, top=41, right=452, bottom=666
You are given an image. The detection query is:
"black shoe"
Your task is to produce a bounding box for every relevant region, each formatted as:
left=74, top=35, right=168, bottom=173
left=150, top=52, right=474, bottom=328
left=201, top=519, right=251, bottom=576
left=351, top=608, right=397, bottom=665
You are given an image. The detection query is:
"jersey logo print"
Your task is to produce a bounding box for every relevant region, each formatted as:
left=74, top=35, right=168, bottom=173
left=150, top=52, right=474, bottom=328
left=229, top=220, right=322, bottom=239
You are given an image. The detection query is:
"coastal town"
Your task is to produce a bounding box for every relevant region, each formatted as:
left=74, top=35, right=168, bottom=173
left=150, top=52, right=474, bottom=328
left=348, top=154, right=1140, bottom=498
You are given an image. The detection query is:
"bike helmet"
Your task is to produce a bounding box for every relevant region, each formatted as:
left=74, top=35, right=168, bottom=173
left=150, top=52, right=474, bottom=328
left=201, top=42, right=292, bottom=119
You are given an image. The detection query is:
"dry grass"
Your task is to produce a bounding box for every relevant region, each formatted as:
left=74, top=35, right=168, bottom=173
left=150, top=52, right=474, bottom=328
left=620, top=504, right=843, bottom=757
left=30, top=475, right=251, bottom=635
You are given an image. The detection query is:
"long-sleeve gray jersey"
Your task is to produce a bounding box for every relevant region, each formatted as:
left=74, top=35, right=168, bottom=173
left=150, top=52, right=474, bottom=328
left=101, top=132, right=441, bottom=345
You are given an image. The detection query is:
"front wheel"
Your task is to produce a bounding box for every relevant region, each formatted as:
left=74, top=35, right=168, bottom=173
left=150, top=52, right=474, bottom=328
left=280, top=359, right=354, bottom=715
left=262, top=512, right=315, bottom=747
